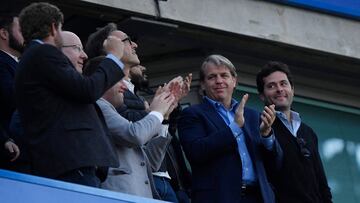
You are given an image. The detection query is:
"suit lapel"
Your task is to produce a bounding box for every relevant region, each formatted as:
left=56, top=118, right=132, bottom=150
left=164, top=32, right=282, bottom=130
left=200, top=98, right=228, bottom=130
left=0, top=50, right=17, bottom=74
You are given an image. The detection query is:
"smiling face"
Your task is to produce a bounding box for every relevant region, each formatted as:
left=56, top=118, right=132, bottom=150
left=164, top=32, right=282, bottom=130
left=61, top=31, right=88, bottom=73
left=109, top=30, right=139, bottom=67
left=260, top=71, right=294, bottom=112
left=201, top=63, right=237, bottom=108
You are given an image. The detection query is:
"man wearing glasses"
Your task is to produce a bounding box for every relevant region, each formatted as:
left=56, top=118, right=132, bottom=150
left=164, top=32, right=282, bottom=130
left=61, top=31, right=88, bottom=74
left=256, top=61, right=332, bottom=203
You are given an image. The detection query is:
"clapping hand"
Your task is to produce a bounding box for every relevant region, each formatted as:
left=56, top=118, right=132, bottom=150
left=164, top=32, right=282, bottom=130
left=260, top=104, right=276, bottom=136
left=234, top=94, right=249, bottom=128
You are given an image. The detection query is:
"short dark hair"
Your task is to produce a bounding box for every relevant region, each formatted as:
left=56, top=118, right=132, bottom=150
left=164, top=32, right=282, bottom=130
left=0, top=13, right=16, bottom=30
left=83, top=55, right=106, bottom=76
left=199, top=54, right=237, bottom=82
left=19, top=2, right=63, bottom=44
left=85, top=23, right=117, bottom=59
left=256, top=61, right=293, bottom=94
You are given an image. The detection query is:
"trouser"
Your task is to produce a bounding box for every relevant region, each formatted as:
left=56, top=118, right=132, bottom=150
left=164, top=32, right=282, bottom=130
left=153, top=176, right=179, bottom=203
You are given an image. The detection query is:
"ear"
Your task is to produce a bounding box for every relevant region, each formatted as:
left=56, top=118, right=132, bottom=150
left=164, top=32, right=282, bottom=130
left=50, top=23, right=58, bottom=37
left=231, top=76, right=238, bottom=88
left=200, top=82, right=205, bottom=91
left=259, top=93, right=265, bottom=102
left=0, top=28, right=8, bottom=40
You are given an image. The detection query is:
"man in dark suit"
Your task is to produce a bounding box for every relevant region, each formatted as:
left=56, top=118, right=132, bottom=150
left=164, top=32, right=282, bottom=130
left=178, top=55, right=282, bottom=203
left=0, top=13, right=23, bottom=168
left=256, top=61, right=332, bottom=203
left=15, top=2, right=126, bottom=187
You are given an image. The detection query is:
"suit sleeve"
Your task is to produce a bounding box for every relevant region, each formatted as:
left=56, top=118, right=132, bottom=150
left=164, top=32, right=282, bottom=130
left=177, top=107, right=237, bottom=165
left=0, top=124, right=9, bottom=145
left=312, top=130, right=333, bottom=203
left=97, top=99, right=162, bottom=147
left=36, top=45, right=124, bottom=103
left=145, top=127, right=172, bottom=171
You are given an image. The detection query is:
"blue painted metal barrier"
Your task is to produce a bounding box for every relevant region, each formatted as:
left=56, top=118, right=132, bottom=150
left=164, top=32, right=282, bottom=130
left=0, top=169, right=164, bottom=203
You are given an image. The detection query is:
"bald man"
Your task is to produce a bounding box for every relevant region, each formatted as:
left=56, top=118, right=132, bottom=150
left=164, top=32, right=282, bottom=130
left=61, top=31, right=88, bottom=73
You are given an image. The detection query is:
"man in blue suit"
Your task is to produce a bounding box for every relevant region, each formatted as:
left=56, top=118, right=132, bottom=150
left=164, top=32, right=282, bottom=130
left=178, top=55, right=282, bottom=203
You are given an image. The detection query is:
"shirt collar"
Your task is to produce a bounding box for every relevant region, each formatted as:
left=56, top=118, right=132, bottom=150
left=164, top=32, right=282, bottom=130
left=33, top=39, right=44, bottom=44
left=0, top=49, right=19, bottom=62
left=122, top=78, right=134, bottom=94
left=276, top=110, right=301, bottom=122
left=205, top=96, right=238, bottom=112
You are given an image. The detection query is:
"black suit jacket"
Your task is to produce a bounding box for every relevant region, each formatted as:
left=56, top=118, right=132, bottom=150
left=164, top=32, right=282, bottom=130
left=0, top=50, right=17, bottom=132
left=15, top=41, right=123, bottom=178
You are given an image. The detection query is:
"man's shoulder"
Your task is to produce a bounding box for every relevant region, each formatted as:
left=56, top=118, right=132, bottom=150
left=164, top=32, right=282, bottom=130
left=299, top=121, right=316, bottom=134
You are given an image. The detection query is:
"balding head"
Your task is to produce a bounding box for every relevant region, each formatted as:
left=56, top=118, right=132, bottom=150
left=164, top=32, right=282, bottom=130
left=61, top=31, right=87, bottom=73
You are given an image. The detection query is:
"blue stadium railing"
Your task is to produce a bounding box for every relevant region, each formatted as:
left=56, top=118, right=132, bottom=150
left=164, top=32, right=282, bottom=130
left=0, top=169, right=164, bottom=203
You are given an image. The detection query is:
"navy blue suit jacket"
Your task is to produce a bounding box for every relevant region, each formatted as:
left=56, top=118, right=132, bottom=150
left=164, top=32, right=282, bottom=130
left=15, top=41, right=123, bottom=178
left=0, top=50, right=17, bottom=133
left=178, top=98, right=281, bottom=203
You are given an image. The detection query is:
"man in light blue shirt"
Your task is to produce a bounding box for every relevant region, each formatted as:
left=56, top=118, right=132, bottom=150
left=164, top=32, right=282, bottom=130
left=178, top=54, right=283, bottom=203
left=256, top=61, right=332, bottom=203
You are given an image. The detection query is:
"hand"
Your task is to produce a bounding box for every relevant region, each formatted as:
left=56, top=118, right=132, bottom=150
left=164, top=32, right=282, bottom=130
left=260, top=104, right=276, bottom=136
left=149, top=87, right=176, bottom=115
left=162, top=76, right=181, bottom=101
left=144, top=101, right=150, bottom=112
left=179, top=73, right=192, bottom=100
left=234, top=94, right=249, bottom=127
left=103, top=36, right=124, bottom=60
left=164, top=102, right=178, bottom=120
left=4, top=140, right=20, bottom=162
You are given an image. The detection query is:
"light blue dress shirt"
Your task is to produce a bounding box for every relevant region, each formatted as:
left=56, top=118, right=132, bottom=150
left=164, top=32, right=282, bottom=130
left=276, top=111, right=301, bottom=137
left=205, top=97, right=263, bottom=184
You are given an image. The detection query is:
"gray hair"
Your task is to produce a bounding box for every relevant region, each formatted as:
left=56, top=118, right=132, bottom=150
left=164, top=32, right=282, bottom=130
left=199, top=54, right=237, bottom=81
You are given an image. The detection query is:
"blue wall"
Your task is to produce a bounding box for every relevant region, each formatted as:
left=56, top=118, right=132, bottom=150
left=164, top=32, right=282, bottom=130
left=268, top=0, right=360, bottom=20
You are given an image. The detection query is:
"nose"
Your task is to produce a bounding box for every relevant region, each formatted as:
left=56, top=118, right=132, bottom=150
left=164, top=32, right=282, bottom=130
left=132, top=41, right=138, bottom=49
left=81, top=50, right=88, bottom=60
left=215, top=75, right=222, bottom=83
left=275, top=84, right=283, bottom=92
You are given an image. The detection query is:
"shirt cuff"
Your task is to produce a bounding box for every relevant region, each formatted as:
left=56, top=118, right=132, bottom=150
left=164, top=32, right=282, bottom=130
left=159, top=125, right=169, bottom=138
left=260, top=131, right=275, bottom=150
left=106, top=54, right=124, bottom=70
left=149, top=111, right=164, bottom=123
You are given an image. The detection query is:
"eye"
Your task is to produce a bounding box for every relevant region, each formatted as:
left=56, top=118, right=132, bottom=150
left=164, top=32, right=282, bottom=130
left=281, top=81, right=289, bottom=86
left=266, top=84, right=275, bottom=89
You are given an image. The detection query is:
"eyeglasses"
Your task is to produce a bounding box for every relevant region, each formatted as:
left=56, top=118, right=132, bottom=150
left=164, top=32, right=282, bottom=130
left=121, top=36, right=132, bottom=45
left=296, top=137, right=311, bottom=158
left=62, top=44, right=84, bottom=53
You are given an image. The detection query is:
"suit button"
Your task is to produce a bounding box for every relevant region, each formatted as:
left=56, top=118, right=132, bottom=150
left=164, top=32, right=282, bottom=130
left=145, top=180, right=149, bottom=184
left=140, top=162, right=145, bottom=166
